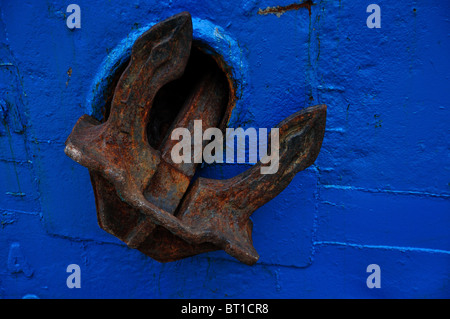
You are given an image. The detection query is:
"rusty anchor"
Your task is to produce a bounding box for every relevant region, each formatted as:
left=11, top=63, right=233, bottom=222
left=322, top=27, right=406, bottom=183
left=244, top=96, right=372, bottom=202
left=64, top=12, right=327, bottom=265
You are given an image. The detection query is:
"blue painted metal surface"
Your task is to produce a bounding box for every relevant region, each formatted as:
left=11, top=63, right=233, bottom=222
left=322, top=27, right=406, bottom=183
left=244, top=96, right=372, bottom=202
left=0, top=0, right=449, bottom=298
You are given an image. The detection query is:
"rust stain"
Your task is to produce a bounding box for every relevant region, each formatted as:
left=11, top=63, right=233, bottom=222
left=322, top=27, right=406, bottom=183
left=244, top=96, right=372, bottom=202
left=258, top=0, right=316, bottom=17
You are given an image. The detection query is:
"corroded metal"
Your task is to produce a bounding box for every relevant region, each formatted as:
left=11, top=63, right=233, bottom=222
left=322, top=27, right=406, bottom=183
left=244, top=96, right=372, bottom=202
left=65, top=11, right=327, bottom=265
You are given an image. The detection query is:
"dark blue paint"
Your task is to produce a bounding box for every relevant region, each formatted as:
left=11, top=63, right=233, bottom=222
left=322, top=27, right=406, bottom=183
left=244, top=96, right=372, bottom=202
left=0, top=0, right=449, bottom=298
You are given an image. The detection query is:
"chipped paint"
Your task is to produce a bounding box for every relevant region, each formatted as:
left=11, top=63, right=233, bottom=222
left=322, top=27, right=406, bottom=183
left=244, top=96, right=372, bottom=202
left=258, top=0, right=316, bottom=17
left=66, top=67, right=72, bottom=87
